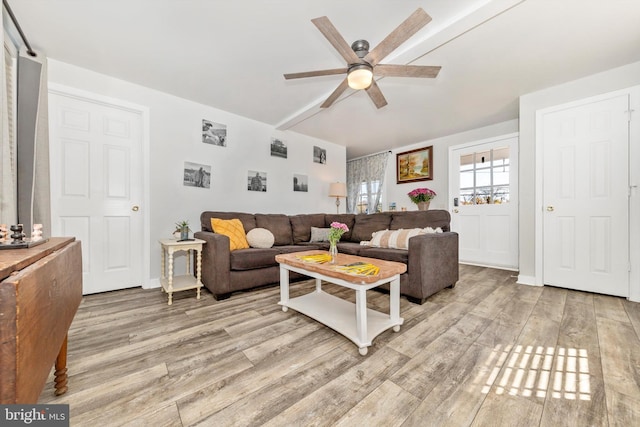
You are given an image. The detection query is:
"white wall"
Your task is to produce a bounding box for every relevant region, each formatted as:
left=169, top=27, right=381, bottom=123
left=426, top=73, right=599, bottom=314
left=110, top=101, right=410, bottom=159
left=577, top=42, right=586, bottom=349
left=518, top=60, right=640, bottom=286
left=383, top=120, right=518, bottom=212
left=47, top=59, right=346, bottom=285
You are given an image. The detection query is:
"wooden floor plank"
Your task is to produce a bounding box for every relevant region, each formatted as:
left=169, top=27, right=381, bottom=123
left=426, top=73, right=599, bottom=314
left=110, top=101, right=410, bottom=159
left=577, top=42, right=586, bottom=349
left=400, top=343, right=502, bottom=427
left=597, top=316, right=640, bottom=425
left=539, top=291, right=608, bottom=427
left=262, top=346, right=410, bottom=427
left=334, top=380, right=420, bottom=427
left=194, top=347, right=358, bottom=426
left=176, top=330, right=344, bottom=425
left=594, top=294, right=631, bottom=323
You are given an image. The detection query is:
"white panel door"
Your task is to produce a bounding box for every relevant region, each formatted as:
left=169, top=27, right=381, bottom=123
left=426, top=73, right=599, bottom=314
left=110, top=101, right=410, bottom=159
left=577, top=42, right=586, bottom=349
left=49, top=92, right=143, bottom=294
left=449, top=135, right=518, bottom=269
left=542, top=94, right=629, bottom=296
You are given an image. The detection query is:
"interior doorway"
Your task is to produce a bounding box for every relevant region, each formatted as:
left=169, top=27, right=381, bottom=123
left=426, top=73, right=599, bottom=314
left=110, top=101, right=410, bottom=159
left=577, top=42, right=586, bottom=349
left=449, top=133, right=519, bottom=270
left=49, top=87, right=146, bottom=294
left=538, top=91, right=632, bottom=297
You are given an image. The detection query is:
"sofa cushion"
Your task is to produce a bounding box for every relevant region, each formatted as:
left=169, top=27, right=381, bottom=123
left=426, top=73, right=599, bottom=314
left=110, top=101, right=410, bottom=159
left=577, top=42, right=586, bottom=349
left=275, top=245, right=315, bottom=255
left=230, top=248, right=279, bottom=270
left=359, top=247, right=409, bottom=264
left=324, top=214, right=355, bottom=241
left=211, top=218, right=250, bottom=251
left=255, top=214, right=293, bottom=245
left=201, top=211, right=256, bottom=233
left=246, top=228, right=275, bottom=248
left=309, top=227, right=331, bottom=242
left=335, top=242, right=364, bottom=255
left=290, top=213, right=326, bottom=243
left=390, top=210, right=451, bottom=232
left=350, top=213, right=392, bottom=242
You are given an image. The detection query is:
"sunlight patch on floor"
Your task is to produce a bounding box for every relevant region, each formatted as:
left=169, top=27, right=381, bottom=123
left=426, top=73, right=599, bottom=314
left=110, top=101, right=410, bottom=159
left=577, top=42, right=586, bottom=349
left=479, top=344, right=591, bottom=401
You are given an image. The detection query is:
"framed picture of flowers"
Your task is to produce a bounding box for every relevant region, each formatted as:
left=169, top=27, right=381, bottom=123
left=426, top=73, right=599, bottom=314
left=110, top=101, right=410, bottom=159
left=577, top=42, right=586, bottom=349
left=396, top=145, right=433, bottom=184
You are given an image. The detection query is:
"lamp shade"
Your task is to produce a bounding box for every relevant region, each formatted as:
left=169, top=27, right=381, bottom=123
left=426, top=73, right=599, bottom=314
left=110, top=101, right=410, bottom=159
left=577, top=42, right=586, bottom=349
left=347, top=64, right=373, bottom=90
left=329, top=182, right=347, bottom=198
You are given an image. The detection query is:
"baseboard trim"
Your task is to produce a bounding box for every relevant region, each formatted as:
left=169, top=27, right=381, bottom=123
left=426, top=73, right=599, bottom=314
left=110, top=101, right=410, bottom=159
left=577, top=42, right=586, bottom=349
left=459, top=261, right=519, bottom=272
left=517, top=275, right=541, bottom=286
left=144, top=278, right=161, bottom=290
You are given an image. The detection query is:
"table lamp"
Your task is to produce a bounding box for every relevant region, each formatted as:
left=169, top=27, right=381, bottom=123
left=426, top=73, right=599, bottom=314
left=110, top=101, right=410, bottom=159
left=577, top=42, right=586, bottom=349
left=329, top=182, right=347, bottom=214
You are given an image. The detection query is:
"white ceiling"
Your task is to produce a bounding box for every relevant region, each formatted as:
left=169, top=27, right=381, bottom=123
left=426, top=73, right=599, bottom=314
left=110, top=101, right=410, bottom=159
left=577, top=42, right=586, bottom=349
left=9, top=0, right=640, bottom=158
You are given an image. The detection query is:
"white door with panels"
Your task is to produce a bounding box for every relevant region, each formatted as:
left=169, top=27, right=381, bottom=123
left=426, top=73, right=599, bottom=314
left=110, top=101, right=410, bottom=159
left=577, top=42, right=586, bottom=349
left=449, top=134, right=518, bottom=270
left=49, top=91, right=144, bottom=294
left=541, top=93, right=629, bottom=297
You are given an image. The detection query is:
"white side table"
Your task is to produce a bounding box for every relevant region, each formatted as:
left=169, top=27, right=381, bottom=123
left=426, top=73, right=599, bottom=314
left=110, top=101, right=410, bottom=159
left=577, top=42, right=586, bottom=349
left=158, top=238, right=206, bottom=305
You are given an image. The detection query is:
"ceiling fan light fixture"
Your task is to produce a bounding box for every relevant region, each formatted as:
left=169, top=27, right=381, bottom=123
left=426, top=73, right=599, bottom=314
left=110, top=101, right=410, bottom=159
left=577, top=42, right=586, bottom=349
left=347, top=64, right=373, bottom=90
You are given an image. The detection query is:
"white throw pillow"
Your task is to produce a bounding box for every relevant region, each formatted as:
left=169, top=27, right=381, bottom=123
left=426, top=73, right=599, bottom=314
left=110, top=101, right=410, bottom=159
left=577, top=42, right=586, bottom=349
left=361, top=227, right=442, bottom=250
left=309, top=227, right=331, bottom=242
left=246, top=228, right=275, bottom=248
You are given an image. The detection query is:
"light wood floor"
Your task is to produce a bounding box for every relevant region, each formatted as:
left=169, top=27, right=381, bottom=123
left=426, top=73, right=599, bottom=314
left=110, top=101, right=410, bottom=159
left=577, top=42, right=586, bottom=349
left=39, top=265, right=640, bottom=426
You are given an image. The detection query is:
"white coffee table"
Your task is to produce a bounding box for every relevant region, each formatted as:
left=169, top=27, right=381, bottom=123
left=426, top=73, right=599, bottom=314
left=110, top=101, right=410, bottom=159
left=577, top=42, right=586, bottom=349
left=275, top=250, right=406, bottom=355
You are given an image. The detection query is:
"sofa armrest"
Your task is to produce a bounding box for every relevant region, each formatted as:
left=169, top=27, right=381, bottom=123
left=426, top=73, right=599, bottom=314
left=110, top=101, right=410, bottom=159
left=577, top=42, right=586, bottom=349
left=194, top=231, right=231, bottom=297
left=407, top=232, right=459, bottom=301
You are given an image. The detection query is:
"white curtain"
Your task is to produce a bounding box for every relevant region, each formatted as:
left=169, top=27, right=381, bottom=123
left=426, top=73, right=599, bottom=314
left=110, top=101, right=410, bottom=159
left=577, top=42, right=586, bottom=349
left=346, top=151, right=390, bottom=214
left=29, top=54, right=51, bottom=235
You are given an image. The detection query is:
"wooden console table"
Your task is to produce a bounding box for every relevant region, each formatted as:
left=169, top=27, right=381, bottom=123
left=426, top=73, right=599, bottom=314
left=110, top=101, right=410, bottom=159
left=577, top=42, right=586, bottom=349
left=0, top=237, right=83, bottom=403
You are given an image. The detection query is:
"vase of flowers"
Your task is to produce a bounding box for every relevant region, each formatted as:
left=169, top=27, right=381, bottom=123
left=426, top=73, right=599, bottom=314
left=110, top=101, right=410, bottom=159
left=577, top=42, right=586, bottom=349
left=328, top=221, right=349, bottom=264
left=408, top=188, right=437, bottom=211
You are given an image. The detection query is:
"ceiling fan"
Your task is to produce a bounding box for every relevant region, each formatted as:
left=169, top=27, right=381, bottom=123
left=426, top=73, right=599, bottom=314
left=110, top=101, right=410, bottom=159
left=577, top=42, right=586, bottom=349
left=284, top=8, right=441, bottom=109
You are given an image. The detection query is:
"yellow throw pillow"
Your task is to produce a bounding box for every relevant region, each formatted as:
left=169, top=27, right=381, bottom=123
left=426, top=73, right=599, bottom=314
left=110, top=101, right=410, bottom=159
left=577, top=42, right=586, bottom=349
left=211, top=218, right=249, bottom=251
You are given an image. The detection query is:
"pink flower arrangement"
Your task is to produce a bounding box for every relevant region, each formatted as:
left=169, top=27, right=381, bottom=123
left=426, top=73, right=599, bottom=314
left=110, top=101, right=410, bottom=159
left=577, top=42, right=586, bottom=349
left=408, top=187, right=437, bottom=204
left=328, top=222, right=349, bottom=244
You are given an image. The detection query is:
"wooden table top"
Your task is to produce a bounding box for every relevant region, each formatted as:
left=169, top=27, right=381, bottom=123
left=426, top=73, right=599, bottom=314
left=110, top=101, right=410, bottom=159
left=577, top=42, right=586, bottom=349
left=0, top=237, right=75, bottom=281
left=275, top=250, right=407, bottom=284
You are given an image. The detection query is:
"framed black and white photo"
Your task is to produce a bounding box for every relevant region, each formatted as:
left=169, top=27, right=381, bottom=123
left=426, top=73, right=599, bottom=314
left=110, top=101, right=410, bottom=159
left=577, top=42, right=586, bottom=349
left=247, top=170, right=267, bottom=192
left=313, top=146, right=326, bottom=164
left=293, top=174, right=308, bottom=192
left=183, top=161, right=211, bottom=188
left=202, top=119, right=227, bottom=147
left=270, top=138, right=287, bottom=158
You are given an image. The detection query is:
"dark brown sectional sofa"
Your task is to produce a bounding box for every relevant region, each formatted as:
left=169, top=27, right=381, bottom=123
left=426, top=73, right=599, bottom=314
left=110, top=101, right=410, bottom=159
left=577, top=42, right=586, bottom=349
left=194, top=210, right=459, bottom=304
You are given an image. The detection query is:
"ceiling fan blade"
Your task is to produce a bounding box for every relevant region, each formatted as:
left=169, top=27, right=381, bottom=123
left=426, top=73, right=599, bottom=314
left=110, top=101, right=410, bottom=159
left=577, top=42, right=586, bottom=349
left=365, top=81, right=388, bottom=109
left=284, top=68, right=348, bottom=80
left=320, top=78, right=350, bottom=108
left=375, top=64, right=441, bottom=78
left=365, top=8, right=432, bottom=66
left=311, top=16, right=362, bottom=65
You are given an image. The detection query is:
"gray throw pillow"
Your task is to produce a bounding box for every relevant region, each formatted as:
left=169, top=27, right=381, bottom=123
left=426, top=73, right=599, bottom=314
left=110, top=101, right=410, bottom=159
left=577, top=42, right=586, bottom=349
left=309, top=227, right=331, bottom=242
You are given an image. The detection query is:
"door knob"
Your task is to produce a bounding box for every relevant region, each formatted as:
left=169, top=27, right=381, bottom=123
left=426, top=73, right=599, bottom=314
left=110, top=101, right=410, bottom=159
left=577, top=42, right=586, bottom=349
left=132, top=205, right=140, bottom=212
left=453, top=208, right=459, bottom=213
left=546, top=206, right=554, bottom=212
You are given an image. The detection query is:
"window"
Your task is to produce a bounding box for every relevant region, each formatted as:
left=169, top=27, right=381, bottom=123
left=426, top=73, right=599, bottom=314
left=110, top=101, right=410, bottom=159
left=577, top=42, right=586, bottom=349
left=459, top=146, right=510, bottom=205
left=355, top=180, right=382, bottom=214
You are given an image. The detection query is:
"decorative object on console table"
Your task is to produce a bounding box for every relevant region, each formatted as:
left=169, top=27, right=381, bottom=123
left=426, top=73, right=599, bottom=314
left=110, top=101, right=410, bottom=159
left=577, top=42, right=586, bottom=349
left=328, top=182, right=347, bottom=214
left=396, top=145, right=434, bottom=183
left=0, top=224, right=48, bottom=250
left=408, top=187, right=437, bottom=211
left=0, top=237, right=82, bottom=403
left=328, top=221, right=349, bottom=264
left=31, top=224, right=43, bottom=241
